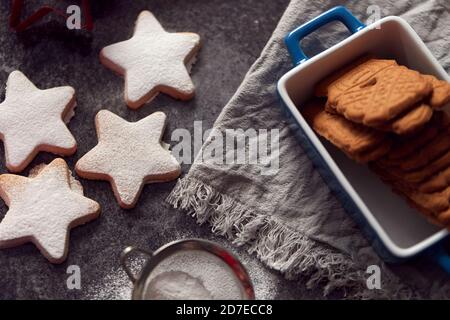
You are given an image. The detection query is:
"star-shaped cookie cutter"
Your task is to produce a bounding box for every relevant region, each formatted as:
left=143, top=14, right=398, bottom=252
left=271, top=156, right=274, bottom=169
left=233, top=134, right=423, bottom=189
left=9, top=0, right=93, bottom=32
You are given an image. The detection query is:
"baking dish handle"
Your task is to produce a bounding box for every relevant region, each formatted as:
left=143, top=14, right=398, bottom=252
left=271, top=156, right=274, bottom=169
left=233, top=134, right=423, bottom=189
left=284, top=6, right=366, bottom=66
left=433, top=245, right=450, bottom=275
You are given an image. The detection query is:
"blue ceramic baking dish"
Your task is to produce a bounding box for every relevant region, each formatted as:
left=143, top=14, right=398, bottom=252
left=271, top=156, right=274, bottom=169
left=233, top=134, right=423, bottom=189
left=277, top=6, right=450, bottom=273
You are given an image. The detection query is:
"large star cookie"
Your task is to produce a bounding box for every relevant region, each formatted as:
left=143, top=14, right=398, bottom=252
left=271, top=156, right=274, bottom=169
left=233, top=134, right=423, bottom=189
left=100, top=10, right=201, bottom=109
left=0, top=158, right=100, bottom=263
left=0, top=70, right=77, bottom=173
left=75, top=110, right=181, bottom=209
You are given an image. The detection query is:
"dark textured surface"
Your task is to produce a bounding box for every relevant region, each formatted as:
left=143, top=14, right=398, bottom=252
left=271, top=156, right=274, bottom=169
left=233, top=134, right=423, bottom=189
left=0, top=0, right=324, bottom=299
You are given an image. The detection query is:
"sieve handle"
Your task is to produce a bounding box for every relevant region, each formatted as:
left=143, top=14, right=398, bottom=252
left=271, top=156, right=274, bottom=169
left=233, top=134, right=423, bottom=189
left=120, top=246, right=154, bottom=283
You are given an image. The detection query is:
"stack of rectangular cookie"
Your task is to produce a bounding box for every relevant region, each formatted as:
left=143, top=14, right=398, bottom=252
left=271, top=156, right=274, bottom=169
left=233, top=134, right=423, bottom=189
left=303, top=99, right=392, bottom=163
left=305, top=56, right=450, bottom=226
left=371, top=112, right=450, bottom=225
left=315, top=56, right=450, bottom=135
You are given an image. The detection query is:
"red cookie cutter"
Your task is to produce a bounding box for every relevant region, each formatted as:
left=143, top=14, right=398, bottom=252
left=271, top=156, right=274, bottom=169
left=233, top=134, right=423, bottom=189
left=9, top=0, right=93, bottom=32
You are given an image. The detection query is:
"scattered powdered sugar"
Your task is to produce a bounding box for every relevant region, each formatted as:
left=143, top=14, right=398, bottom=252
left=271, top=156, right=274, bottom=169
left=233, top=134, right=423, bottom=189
left=143, top=250, right=244, bottom=300
left=238, top=252, right=280, bottom=299
left=84, top=264, right=135, bottom=300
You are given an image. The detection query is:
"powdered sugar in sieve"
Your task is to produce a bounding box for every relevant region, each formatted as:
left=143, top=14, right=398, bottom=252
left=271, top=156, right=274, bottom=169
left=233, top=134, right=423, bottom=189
left=142, top=249, right=244, bottom=300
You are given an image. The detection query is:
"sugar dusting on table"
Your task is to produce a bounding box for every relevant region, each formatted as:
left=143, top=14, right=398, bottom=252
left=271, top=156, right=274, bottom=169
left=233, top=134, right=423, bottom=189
left=84, top=261, right=136, bottom=300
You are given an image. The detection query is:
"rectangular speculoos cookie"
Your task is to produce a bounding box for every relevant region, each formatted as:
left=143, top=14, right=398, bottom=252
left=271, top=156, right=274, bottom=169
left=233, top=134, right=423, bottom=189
left=303, top=99, right=390, bottom=163
left=370, top=111, right=450, bottom=226
left=330, top=65, right=432, bottom=127
left=315, top=56, right=450, bottom=136
left=315, top=56, right=396, bottom=99
left=310, top=55, right=450, bottom=227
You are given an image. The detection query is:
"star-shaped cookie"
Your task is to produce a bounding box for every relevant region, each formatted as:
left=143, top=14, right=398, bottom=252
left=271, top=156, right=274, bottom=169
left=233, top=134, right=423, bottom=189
left=99, top=10, right=201, bottom=109
left=0, top=158, right=100, bottom=263
left=75, top=110, right=181, bottom=209
left=0, top=70, right=77, bottom=173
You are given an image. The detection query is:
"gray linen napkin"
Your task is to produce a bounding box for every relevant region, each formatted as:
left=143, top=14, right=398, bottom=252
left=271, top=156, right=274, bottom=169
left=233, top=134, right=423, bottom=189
left=168, top=0, right=450, bottom=298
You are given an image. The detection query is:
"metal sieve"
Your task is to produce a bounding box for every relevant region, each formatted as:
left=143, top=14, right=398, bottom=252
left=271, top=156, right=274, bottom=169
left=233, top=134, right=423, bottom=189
left=120, top=238, right=255, bottom=300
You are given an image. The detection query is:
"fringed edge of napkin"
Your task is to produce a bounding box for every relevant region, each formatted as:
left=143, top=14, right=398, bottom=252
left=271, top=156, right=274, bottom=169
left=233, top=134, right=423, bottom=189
left=167, top=176, right=418, bottom=299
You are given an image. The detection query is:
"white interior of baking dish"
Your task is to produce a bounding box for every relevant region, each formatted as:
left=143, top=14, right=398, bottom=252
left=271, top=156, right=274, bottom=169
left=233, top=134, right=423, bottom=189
left=278, top=16, right=450, bottom=258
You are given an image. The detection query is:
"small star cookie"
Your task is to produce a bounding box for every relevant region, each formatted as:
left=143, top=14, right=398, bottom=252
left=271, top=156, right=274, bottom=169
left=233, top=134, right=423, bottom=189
left=0, top=158, right=100, bottom=263
left=0, top=70, right=77, bottom=173
left=100, top=10, right=201, bottom=109
left=75, top=110, right=181, bottom=209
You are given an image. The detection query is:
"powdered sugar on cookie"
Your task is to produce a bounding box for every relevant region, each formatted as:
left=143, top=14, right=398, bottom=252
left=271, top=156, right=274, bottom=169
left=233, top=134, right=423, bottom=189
left=100, top=10, right=201, bottom=109
left=0, top=158, right=100, bottom=263
left=75, top=110, right=181, bottom=209
left=0, top=70, right=77, bottom=172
